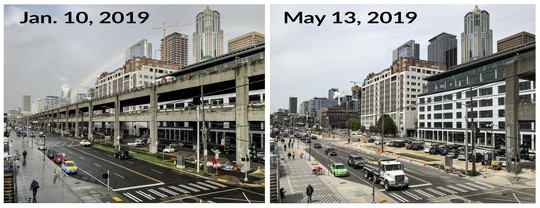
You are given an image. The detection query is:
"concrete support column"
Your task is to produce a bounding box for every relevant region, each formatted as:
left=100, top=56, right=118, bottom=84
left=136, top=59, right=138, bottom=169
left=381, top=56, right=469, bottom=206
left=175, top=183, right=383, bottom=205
left=505, top=59, right=521, bottom=173
left=149, top=85, right=158, bottom=153
left=75, top=104, right=80, bottom=139
left=235, top=64, right=250, bottom=173
left=56, top=109, right=60, bottom=133
left=89, top=101, right=93, bottom=141
left=114, top=95, right=121, bottom=149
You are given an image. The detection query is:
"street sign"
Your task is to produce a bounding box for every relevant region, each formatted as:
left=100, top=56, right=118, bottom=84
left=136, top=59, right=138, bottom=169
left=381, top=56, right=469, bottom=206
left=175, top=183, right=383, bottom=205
left=377, top=148, right=381, bottom=153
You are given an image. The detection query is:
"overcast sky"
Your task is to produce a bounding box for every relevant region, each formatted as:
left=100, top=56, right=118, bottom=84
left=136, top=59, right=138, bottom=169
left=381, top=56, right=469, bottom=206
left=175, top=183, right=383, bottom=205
left=3, top=4, right=264, bottom=112
left=270, top=4, right=535, bottom=113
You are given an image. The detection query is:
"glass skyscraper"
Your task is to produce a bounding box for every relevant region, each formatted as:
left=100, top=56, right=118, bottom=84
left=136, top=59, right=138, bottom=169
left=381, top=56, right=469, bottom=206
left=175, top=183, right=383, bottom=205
left=461, top=5, right=493, bottom=63
left=392, top=40, right=420, bottom=62
left=428, top=32, right=458, bottom=69
left=193, top=6, right=224, bottom=63
left=125, top=39, right=152, bottom=60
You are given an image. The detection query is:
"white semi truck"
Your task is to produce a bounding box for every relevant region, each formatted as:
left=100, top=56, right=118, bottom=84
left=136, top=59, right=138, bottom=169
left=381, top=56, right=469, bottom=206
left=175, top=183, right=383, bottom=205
left=363, top=158, right=409, bottom=191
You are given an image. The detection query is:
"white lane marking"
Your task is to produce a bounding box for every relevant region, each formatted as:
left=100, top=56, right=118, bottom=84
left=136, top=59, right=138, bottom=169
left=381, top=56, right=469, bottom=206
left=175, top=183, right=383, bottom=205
left=135, top=190, right=155, bottom=200
left=147, top=189, right=167, bottom=198
left=389, top=193, right=409, bottom=202
left=456, top=183, right=478, bottom=191
left=114, top=173, right=125, bottom=179
left=212, top=197, right=265, bottom=203
left=197, top=181, right=219, bottom=189
left=93, top=163, right=101, bottom=167
left=188, top=183, right=209, bottom=191
left=179, top=184, right=200, bottom=192
left=426, top=187, right=446, bottom=196
left=158, top=187, right=178, bottom=196
left=123, top=192, right=142, bottom=202
left=409, top=183, right=433, bottom=188
left=62, top=141, right=68, bottom=146
left=107, top=155, right=113, bottom=157
left=403, top=191, right=422, bottom=200
left=446, top=185, right=468, bottom=193
left=70, top=141, right=74, bottom=146
left=79, top=156, right=85, bottom=160
left=125, top=161, right=134, bottom=164
left=474, top=181, right=496, bottom=189
left=436, top=186, right=457, bottom=194
left=466, top=182, right=488, bottom=190
left=168, top=186, right=190, bottom=194
left=150, top=169, right=163, bottom=174
left=112, top=183, right=165, bottom=192
left=205, top=180, right=227, bottom=188
left=415, top=189, right=435, bottom=198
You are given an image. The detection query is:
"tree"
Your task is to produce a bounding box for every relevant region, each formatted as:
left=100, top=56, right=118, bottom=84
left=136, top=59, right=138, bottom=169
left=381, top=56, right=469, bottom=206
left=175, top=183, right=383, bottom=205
left=359, top=125, right=366, bottom=133
left=369, top=125, right=379, bottom=134
left=376, top=114, right=398, bottom=136
left=345, top=118, right=362, bottom=131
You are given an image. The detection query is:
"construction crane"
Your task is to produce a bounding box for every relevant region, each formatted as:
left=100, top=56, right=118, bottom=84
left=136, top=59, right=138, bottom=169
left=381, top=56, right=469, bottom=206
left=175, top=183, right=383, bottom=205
left=152, top=22, right=193, bottom=61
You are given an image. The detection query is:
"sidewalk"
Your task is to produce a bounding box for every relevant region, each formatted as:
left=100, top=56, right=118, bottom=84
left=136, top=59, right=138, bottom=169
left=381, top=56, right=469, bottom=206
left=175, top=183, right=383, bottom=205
left=11, top=135, right=124, bottom=203
left=276, top=137, right=392, bottom=203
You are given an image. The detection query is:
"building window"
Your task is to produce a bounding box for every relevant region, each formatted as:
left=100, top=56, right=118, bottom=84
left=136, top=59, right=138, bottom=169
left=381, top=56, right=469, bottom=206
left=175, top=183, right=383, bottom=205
left=519, top=81, right=531, bottom=91
left=479, top=110, right=493, bottom=118
left=519, top=94, right=532, bottom=102
left=456, top=112, right=462, bottom=118
left=427, top=114, right=431, bottom=119
left=456, top=102, right=462, bottom=109
left=456, top=92, right=462, bottom=99
left=427, top=122, right=431, bottom=128
left=456, top=122, right=462, bottom=128
left=444, top=94, right=453, bottom=101
left=519, top=121, right=533, bottom=130
left=434, top=96, right=443, bottom=102
left=434, top=113, right=442, bottom=119
left=427, top=106, right=431, bottom=111
left=434, top=105, right=442, bottom=111
left=419, top=122, right=425, bottom=127
left=419, top=114, right=425, bottom=120
left=479, top=87, right=493, bottom=96
left=467, top=111, right=478, bottom=118
left=465, top=90, right=478, bottom=98
left=434, top=122, right=442, bottom=128
left=443, top=103, right=453, bottom=110
left=498, top=109, right=505, bottom=117
left=498, top=121, right=505, bottom=129
left=443, top=113, right=452, bottom=119
left=465, top=100, right=478, bottom=108
left=479, top=99, right=492, bottom=107
left=419, top=106, right=425, bottom=112
left=149, top=68, right=153, bottom=72
left=498, top=85, right=506, bottom=93
left=498, top=97, right=505, bottom=105
left=443, top=122, right=453, bottom=128
left=419, top=98, right=425, bottom=104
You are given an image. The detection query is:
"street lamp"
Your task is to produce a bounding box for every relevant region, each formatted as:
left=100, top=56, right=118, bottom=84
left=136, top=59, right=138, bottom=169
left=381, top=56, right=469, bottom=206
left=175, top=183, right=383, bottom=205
left=487, top=123, right=498, bottom=172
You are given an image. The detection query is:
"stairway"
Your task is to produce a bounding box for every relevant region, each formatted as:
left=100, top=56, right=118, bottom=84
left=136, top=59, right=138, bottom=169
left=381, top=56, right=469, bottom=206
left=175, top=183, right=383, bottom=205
left=4, top=174, right=16, bottom=203
left=270, top=170, right=278, bottom=203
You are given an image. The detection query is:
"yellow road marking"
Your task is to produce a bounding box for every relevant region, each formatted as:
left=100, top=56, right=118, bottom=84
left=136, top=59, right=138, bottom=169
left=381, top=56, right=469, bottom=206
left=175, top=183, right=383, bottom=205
left=487, top=180, right=496, bottom=183
left=112, top=197, right=122, bottom=202
left=378, top=197, right=387, bottom=202
left=529, top=172, right=536, bottom=176
left=256, top=171, right=264, bottom=175
left=68, top=146, right=164, bottom=183
left=261, top=183, right=265, bottom=186
left=217, top=179, right=228, bottom=182
left=405, top=173, right=431, bottom=184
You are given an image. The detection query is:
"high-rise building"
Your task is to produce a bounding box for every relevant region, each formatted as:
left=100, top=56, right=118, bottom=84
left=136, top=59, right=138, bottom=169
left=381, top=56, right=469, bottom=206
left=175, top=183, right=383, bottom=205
left=289, top=97, right=298, bottom=114
left=361, top=57, right=446, bottom=137
left=461, top=5, right=493, bottom=63
left=125, top=39, right=152, bottom=60
left=392, top=40, right=420, bottom=62
left=228, top=31, right=265, bottom=52
left=22, top=95, right=30, bottom=112
left=161, top=32, right=189, bottom=68
left=193, top=6, right=224, bottom=63
left=351, top=85, right=362, bottom=116
left=43, top=96, right=70, bottom=111
left=497, top=31, right=535, bottom=52
left=31, top=98, right=44, bottom=114
left=308, top=97, right=338, bottom=118
left=428, top=32, right=458, bottom=69
left=328, top=88, right=339, bottom=99
left=299, top=100, right=310, bottom=115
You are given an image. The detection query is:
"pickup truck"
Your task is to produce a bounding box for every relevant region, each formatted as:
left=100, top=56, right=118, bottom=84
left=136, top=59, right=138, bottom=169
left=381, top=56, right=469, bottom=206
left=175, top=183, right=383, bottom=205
left=363, top=157, right=409, bottom=191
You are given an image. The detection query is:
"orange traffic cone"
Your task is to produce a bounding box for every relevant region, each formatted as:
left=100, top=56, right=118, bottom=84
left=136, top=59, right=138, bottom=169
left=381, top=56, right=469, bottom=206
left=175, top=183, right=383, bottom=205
left=452, top=169, right=455, bottom=174
left=410, top=160, right=412, bottom=162
left=424, top=163, right=426, bottom=166
left=438, top=166, right=441, bottom=170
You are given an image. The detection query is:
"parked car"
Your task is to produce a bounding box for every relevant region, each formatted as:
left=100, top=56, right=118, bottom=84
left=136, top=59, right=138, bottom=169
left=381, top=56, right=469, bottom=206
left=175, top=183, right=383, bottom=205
left=157, top=143, right=168, bottom=152
left=374, top=139, right=382, bottom=145
left=498, top=157, right=507, bottom=167
left=30, top=133, right=35, bottom=137
left=311, top=136, right=317, bottom=140
left=439, top=148, right=449, bottom=156
left=38, top=143, right=47, bottom=150
left=412, top=144, right=424, bottom=151
left=79, top=139, right=91, bottom=147
left=457, top=152, right=467, bottom=160
left=313, top=143, right=322, bottom=148
left=447, top=150, right=460, bottom=158
left=163, top=146, right=175, bottom=153
left=127, top=140, right=144, bottom=147
left=257, top=152, right=265, bottom=161
left=306, top=139, right=312, bottom=143
left=330, top=163, right=349, bottom=177
left=367, top=138, right=375, bottom=143
left=405, top=143, right=414, bottom=150
left=429, top=146, right=440, bottom=155
left=61, top=161, right=78, bottom=174
left=39, top=132, right=45, bottom=137
left=424, top=146, right=431, bottom=153
left=54, top=153, right=67, bottom=163
left=468, top=153, right=483, bottom=163
left=114, top=150, right=129, bottom=159
left=47, top=149, right=57, bottom=159
left=348, top=155, right=364, bottom=169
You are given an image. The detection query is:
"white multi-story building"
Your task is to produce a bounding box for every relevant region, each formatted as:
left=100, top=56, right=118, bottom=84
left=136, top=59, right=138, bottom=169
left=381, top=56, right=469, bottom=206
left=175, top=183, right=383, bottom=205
left=361, top=57, right=447, bottom=137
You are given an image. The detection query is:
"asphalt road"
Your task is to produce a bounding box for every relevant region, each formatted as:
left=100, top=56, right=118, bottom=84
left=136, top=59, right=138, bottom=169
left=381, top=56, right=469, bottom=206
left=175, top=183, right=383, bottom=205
left=298, top=136, right=535, bottom=203
left=19, top=131, right=263, bottom=203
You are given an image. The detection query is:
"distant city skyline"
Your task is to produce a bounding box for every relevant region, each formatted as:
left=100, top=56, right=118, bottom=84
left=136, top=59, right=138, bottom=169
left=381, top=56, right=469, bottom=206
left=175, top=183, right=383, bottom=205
left=271, top=4, right=535, bottom=113
left=3, top=5, right=264, bottom=112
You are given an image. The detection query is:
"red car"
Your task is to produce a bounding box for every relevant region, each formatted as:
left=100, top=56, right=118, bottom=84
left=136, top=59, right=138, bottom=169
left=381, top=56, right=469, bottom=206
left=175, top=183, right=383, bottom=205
left=405, top=144, right=414, bottom=150
left=54, top=153, right=67, bottom=163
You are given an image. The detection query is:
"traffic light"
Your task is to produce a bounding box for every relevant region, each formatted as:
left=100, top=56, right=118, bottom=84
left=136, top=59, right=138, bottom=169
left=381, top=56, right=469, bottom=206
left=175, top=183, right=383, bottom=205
left=224, top=137, right=230, bottom=152
left=102, top=173, right=108, bottom=179
left=475, top=127, right=480, bottom=139
left=250, top=145, right=258, bottom=162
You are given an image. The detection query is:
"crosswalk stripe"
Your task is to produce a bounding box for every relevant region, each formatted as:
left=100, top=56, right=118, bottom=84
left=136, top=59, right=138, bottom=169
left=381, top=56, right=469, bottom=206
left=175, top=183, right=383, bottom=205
left=179, top=184, right=200, bottom=192
left=205, top=180, right=227, bottom=188
left=135, top=190, right=155, bottom=200
left=446, top=185, right=468, bottom=193
left=197, top=181, right=219, bottom=189
left=474, top=181, right=495, bottom=189
left=188, top=183, right=209, bottom=191
left=158, top=187, right=178, bottom=196
left=123, top=192, right=142, bottom=202
left=403, top=191, right=422, bottom=200
left=169, top=186, right=190, bottom=194
left=414, top=189, right=435, bottom=198
left=466, top=182, right=488, bottom=190
left=425, top=188, right=446, bottom=196
left=436, top=186, right=457, bottom=194
left=456, top=183, right=477, bottom=191
left=148, top=189, right=167, bottom=198
left=389, top=193, right=408, bottom=202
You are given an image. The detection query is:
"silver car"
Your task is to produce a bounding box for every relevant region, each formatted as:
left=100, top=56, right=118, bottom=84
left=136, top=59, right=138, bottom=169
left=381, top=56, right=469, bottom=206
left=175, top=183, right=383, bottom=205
left=38, top=143, right=47, bottom=150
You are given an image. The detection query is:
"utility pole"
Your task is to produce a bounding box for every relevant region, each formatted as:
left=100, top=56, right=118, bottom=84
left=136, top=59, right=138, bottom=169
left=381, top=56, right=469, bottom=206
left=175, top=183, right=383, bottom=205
left=381, top=101, right=384, bottom=153
left=152, top=23, right=193, bottom=61
left=470, top=85, right=476, bottom=176
left=201, top=86, right=207, bottom=175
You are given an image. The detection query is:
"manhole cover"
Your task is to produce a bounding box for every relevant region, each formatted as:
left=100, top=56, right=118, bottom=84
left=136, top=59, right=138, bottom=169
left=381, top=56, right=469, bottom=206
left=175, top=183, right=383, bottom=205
left=450, top=199, right=465, bottom=203
left=183, top=198, right=197, bottom=203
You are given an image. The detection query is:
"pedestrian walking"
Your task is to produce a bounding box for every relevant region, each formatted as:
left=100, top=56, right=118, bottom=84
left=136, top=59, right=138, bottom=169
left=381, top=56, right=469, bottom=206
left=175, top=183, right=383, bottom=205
left=22, top=150, right=27, bottom=160
left=30, top=180, right=39, bottom=203
left=292, top=152, right=295, bottom=159
left=288, top=141, right=291, bottom=148
left=306, top=184, right=314, bottom=203
left=301, top=153, right=304, bottom=159
left=284, top=144, right=287, bottom=152
left=291, top=141, right=294, bottom=148
left=287, top=152, right=291, bottom=159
